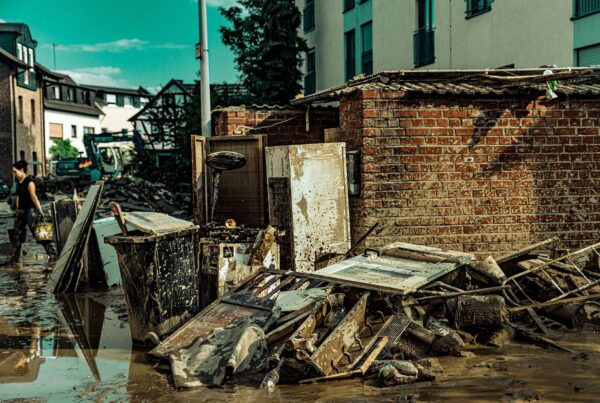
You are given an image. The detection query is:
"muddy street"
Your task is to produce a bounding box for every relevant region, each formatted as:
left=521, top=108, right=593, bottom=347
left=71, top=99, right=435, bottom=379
left=0, top=209, right=598, bottom=403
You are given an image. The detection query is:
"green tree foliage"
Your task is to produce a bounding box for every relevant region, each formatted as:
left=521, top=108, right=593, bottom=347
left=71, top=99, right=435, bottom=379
left=49, top=139, right=79, bottom=160
left=220, top=0, right=307, bottom=105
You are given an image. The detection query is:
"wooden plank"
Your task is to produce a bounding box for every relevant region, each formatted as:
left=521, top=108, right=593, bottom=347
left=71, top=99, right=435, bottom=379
left=109, top=202, right=127, bottom=235
left=207, top=135, right=266, bottom=226
left=48, top=182, right=104, bottom=294
left=191, top=135, right=208, bottom=225
left=123, top=211, right=194, bottom=235
left=496, top=237, right=560, bottom=264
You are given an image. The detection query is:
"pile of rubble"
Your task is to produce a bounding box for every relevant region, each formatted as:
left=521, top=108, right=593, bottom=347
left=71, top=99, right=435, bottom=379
left=146, top=238, right=600, bottom=389
left=82, top=177, right=191, bottom=218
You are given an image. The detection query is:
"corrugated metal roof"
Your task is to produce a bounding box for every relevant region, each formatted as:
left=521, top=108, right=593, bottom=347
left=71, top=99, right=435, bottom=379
left=291, top=68, right=600, bottom=105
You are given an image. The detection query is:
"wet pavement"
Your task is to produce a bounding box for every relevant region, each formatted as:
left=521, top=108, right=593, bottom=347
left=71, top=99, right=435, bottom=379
left=1, top=210, right=600, bottom=402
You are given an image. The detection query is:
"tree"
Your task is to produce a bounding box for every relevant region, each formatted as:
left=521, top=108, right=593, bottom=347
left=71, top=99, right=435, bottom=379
left=49, top=139, right=79, bottom=160
left=220, top=0, right=307, bottom=105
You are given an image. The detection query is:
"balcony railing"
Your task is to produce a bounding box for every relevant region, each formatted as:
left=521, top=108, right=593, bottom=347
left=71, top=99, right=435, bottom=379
left=573, top=0, right=600, bottom=18
left=413, top=26, right=435, bottom=67
left=362, top=50, right=373, bottom=75
left=304, top=71, right=316, bottom=95
left=303, top=2, right=315, bottom=32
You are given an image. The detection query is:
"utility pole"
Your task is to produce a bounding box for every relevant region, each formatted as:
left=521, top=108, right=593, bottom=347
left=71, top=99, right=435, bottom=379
left=199, top=0, right=212, bottom=136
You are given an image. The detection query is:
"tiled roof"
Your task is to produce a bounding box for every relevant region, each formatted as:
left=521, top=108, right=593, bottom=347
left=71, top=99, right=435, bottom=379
left=45, top=99, right=103, bottom=117
left=291, top=68, right=600, bottom=105
left=0, top=46, right=26, bottom=67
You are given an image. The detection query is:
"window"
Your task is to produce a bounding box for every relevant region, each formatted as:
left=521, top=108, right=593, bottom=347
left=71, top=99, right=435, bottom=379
left=101, top=128, right=108, bottom=133
left=28, top=48, right=34, bottom=67
left=305, top=48, right=316, bottom=95
left=23, top=46, right=28, bottom=64
left=31, top=100, right=35, bottom=124
left=573, top=0, right=600, bottom=18
left=83, top=127, right=95, bottom=135
left=53, top=86, right=61, bottom=100
left=123, top=95, right=133, bottom=106
left=116, top=95, right=125, bottom=107
left=345, top=29, right=356, bottom=81
left=71, top=125, right=77, bottom=138
left=105, top=93, right=117, bottom=104
left=19, top=150, right=25, bottom=161
left=66, top=88, right=75, bottom=102
left=361, top=21, right=373, bottom=75
left=466, top=0, right=493, bottom=18
left=303, top=0, right=315, bottom=32
left=18, top=96, right=23, bottom=122
left=49, top=123, right=63, bottom=139
left=133, top=96, right=141, bottom=108
left=17, top=44, right=22, bottom=60
left=32, top=152, right=38, bottom=176
left=576, top=43, right=600, bottom=66
left=24, top=69, right=29, bottom=85
left=414, top=0, right=435, bottom=67
left=343, top=0, right=355, bottom=12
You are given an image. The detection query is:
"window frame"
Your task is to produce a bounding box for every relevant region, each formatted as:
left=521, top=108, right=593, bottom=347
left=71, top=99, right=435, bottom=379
left=303, top=0, right=315, bottom=32
left=71, top=124, right=77, bottom=139
left=343, top=0, right=355, bottom=13
left=361, top=21, right=373, bottom=75
left=31, top=99, right=35, bottom=124
left=465, top=0, right=493, bottom=19
left=573, top=0, right=600, bottom=19
left=304, top=48, right=316, bottom=95
left=345, top=29, right=356, bottom=81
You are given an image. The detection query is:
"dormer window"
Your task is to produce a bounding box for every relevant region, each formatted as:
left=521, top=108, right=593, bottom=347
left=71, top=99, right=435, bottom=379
left=23, top=47, right=28, bottom=64
left=53, top=86, right=61, bottom=100
left=17, top=44, right=22, bottom=60
left=28, top=48, right=34, bottom=67
left=105, top=93, right=116, bottom=104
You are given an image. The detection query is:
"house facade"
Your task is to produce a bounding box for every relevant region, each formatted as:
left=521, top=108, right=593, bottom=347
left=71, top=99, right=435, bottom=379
left=0, top=23, right=52, bottom=183
left=43, top=75, right=103, bottom=157
left=295, top=0, right=598, bottom=95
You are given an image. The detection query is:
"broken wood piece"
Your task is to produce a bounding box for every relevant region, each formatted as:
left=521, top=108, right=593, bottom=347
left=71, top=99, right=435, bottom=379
left=525, top=307, right=549, bottom=335
left=509, top=293, right=600, bottom=313
left=496, top=237, right=560, bottom=264
left=415, top=285, right=508, bottom=302
left=508, top=322, right=578, bottom=354
left=266, top=311, right=311, bottom=345
left=109, top=202, right=127, bottom=236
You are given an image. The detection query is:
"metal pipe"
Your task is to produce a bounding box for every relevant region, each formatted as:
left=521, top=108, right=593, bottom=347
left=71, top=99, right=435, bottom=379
left=199, top=0, right=212, bottom=136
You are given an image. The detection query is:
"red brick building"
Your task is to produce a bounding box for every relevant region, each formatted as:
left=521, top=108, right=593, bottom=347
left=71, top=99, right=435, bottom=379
left=214, top=69, right=600, bottom=256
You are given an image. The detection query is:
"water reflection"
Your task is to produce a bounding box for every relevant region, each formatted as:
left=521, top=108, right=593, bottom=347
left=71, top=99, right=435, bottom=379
left=0, top=294, right=132, bottom=401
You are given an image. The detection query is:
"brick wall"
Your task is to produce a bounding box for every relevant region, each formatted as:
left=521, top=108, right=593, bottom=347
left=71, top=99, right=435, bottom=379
left=212, top=106, right=338, bottom=146
left=0, top=62, right=14, bottom=184
left=14, top=80, right=45, bottom=178
left=341, top=88, right=600, bottom=256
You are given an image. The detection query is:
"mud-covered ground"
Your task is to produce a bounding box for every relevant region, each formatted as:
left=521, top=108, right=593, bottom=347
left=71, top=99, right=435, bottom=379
left=1, top=208, right=600, bottom=402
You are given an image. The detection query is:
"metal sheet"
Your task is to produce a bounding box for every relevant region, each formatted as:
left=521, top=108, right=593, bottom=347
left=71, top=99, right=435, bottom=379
left=266, top=143, right=351, bottom=272
left=91, top=217, right=129, bottom=287
left=123, top=212, right=194, bottom=235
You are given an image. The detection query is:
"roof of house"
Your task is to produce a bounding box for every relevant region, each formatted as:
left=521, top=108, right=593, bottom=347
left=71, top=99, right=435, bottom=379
left=128, top=79, right=193, bottom=122
left=82, top=84, right=151, bottom=96
left=291, top=68, right=600, bottom=105
left=44, top=99, right=104, bottom=117
left=0, top=23, right=27, bottom=34
left=0, top=46, right=27, bottom=67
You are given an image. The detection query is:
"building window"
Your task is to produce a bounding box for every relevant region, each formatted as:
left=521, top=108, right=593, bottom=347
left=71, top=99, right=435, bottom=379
left=19, top=150, right=25, bottom=161
left=17, top=44, right=22, bottom=60
left=576, top=43, right=600, bottom=66
left=18, top=96, right=23, bottom=123
left=466, top=0, right=493, bottom=18
left=101, top=128, right=108, bottom=133
left=361, top=21, right=373, bottom=75
left=49, top=123, right=63, bottom=139
left=414, top=0, right=435, bottom=67
left=303, top=0, right=315, bottom=32
left=24, top=70, right=30, bottom=85
left=32, top=152, right=38, bottom=176
left=66, top=88, right=75, bottom=102
left=71, top=125, right=77, bottom=138
left=343, top=0, right=355, bottom=12
left=31, top=100, right=35, bottom=124
left=116, top=95, right=125, bottom=107
left=573, top=0, right=600, bottom=18
left=123, top=95, right=133, bottom=107
left=52, top=86, right=61, bottom=100
left=345, top=29, right=356, bottom=81
left=83, top=127, right=95, bottom=135
left=304, top=48, right=316, bottom=95
left=28, top=48, right=34, bottom=67
left=23, top=46, right=28, bottom=64
left=105, top=93, right=117, bottom=104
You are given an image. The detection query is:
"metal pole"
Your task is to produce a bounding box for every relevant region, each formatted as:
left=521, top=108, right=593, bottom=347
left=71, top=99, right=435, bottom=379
left=199, top=0, right=212, bottom=136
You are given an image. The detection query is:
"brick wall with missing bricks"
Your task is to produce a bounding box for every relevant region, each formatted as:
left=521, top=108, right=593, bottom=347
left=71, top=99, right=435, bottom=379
left=340, top=88, right=600, bottom=256
left=212, top=106, right=339, bottom=146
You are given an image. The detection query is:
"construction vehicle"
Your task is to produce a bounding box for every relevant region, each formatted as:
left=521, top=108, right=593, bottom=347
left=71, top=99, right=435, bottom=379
left=42, top=130, right=145, bottom=193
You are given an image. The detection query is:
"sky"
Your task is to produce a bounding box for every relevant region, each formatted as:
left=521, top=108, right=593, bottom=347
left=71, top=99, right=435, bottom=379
left=0, top=0, right=240, bottom=92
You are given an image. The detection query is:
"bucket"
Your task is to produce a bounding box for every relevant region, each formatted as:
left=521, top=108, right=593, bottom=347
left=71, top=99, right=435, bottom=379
left=33, top=222, right=53, bottom=242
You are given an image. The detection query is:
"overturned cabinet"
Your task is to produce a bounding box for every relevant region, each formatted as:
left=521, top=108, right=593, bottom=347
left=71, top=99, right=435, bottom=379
left=266, top=143, right=351, bottom=272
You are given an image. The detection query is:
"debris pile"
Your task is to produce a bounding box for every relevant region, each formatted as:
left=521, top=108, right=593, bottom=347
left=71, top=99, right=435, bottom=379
left=147, top=239, right=600, bottom=389
left=83, top=177, right=191, bottom=218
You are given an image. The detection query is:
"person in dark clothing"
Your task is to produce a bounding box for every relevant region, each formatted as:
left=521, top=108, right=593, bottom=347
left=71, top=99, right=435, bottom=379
left=10, top=160, right=55, bottom=263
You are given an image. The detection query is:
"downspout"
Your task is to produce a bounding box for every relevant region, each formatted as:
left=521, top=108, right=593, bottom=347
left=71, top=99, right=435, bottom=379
left=449, top=0, right=453, bottom=69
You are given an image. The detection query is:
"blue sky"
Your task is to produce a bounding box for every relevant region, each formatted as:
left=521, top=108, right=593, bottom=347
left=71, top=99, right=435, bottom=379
left=0, top=0, right=239, bottom=92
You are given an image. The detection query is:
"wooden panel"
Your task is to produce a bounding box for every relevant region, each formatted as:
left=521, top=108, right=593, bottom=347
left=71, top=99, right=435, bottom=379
left=49, top=122, right=63, bottom=139
left=207, top=135, right=266, bottom=226
left=191, top=135, right=207, bottom=225
left=324, top=128, right=341, bottom=143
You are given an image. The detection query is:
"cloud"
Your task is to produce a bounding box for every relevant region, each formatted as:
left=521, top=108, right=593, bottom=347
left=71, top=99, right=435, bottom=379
left=0, top=19, right=6, bottom=23
left=45, top=38, right=189, bottom=53
left=58, top=66, right=130, bottom=87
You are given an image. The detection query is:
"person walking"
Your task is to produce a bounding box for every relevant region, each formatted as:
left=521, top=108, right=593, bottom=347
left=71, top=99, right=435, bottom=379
left=10, top=160, right=55, bottom=264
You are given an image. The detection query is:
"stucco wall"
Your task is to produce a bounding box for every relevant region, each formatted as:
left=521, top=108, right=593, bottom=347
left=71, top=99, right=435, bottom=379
left=44, top=109, right=102, bottom=157
left=98, top=104, right=140, bottom=133
left=297, top=0, right=345, bottom=92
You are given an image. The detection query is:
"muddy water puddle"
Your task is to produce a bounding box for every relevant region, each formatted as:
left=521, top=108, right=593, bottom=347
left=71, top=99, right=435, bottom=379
left=1, top=213, right=600, bottom=401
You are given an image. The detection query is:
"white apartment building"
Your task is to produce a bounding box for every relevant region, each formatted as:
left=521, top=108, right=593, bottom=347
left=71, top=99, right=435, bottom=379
left=296, top=0, right=599, bottom=94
